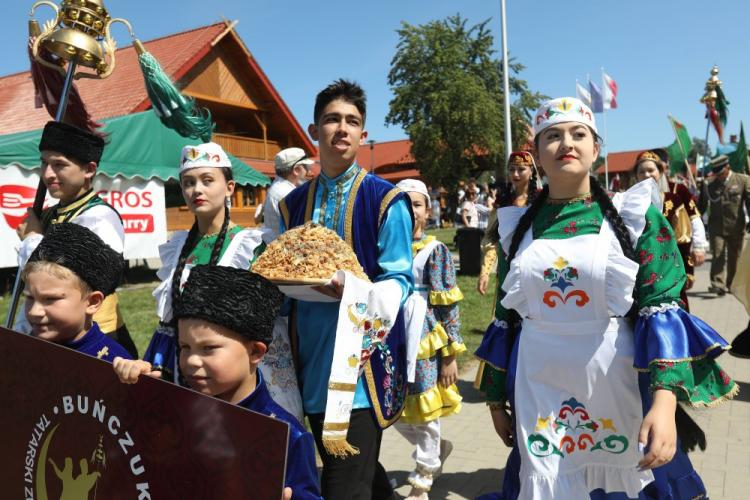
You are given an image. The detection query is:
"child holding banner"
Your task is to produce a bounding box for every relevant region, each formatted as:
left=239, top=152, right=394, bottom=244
left=16, top=121, right=137, bottom=357
left=143, top=142, right=302, bottom=421
left=114, top=266, right=321, bottom=499
left=21, top=223, right=133, bottom=362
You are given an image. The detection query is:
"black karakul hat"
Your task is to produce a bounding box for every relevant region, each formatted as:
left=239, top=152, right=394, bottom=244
left=174, top=266, right=283, bottom=346
left=27, top=223, right=123, bottom=296
left=39, top=121, right=105, bottom=164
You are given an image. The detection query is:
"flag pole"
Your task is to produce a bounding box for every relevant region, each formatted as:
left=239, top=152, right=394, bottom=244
left=601, top=68, right=609, bottom=189
left=499, top=0, right=512, bottom=182
left=669, top=114, right=696, bottom=190
left=5, top=60, right=77, bottom=329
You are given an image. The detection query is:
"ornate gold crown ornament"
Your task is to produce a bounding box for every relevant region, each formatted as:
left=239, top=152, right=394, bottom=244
left=700, top=65, right=721, bottom=105
left=29, top=0, right=135, bottom=79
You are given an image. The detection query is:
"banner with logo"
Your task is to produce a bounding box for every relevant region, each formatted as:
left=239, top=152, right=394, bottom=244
left=0, top=166, right=167, bottom=267
left=0, top=327, right=288, bottom=499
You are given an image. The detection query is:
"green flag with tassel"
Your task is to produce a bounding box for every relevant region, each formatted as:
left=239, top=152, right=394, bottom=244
left=134, top=40, right=214, bottom=142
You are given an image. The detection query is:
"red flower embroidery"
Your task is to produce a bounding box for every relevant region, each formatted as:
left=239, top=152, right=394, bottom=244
left=656, top=227, right=672, bottom=243
left=563, top=221, right=578, bottom=234
left=643, top=272, right=658, bottom=286
left=639, top=250, right=654, bottom=265
left=719, top=370, right=731, bottom=386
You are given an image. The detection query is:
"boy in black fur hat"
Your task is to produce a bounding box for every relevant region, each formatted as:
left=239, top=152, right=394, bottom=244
left=113, top=265, right=321, bottom=500
left=21, top=223, right=132, bottom=362
left=15, top=121, right=138, bottom=358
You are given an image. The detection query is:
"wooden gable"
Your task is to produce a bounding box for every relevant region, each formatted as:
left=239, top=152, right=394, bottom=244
left=182, top=44, right=264, bottom=110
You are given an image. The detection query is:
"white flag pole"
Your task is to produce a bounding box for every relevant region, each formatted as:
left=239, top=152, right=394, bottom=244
left=500, top=0, right=512, bottom=181
left=601, top=68, right=609, bottom=189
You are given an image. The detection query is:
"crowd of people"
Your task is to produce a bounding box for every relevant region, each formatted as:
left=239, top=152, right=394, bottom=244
left=11, top=82, right=744, bottom=500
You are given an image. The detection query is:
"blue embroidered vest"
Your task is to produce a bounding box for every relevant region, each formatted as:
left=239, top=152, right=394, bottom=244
left=280, top=169, right=412, bottom=428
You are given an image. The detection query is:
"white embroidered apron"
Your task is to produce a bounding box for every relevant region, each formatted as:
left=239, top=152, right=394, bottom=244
left=403, top=239, right=441, bottom=383
left=507, top=220, right=654, bottom=499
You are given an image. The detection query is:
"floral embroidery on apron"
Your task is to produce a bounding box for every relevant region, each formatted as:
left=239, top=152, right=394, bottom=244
left=542, top=257, right=590, bottom=308
left=527, top=396, right=630, bottom=459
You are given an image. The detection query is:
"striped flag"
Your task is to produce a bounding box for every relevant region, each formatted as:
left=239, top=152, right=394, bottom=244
left=603, top=72, right=618, bottom=109
left=576, top=82, right=592, bottom=108
left=589, top=80, right=604, bottom=113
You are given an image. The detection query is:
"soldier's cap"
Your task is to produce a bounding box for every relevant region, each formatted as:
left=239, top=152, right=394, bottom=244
left=710, top=155, right=730, bottom=173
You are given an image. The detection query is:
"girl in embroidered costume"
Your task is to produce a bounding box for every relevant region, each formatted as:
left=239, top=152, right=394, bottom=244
left=476, top=97, right=737, bottom=500
left=142, top=142, right=303, bottom=422
left=477, top=151, right=540, bottom=296
left=395, top=179, right=465, bottom=500
left=633, top=148, right=708, bottom=310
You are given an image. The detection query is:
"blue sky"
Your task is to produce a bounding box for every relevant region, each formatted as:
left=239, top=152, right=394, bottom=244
left=3, top=0, right=749, bottom=155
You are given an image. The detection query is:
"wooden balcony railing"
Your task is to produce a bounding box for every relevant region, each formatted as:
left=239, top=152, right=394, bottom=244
left=213, top=133, right=282, bottom=160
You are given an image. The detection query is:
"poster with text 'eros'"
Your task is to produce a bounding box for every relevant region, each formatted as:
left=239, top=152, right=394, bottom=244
left=0, top=327, right=288, bottom=500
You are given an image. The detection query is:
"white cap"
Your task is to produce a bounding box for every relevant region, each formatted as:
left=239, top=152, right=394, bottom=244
left=396, top=178, right=431, bottom=207
left=180, top=142, right=232, bottom=172
left=533, top=97, right=599, bottom=138
left=275, top=147, right=313, bottom=173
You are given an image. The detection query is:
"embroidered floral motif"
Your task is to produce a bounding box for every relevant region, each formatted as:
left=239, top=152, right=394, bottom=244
left=346, top=302, right=404, bottom=415
left=542, top=257, right=590, bottom=308
left=527, top=397, right=630, bottom=459
left=656, top=227, right=672, bottom=243
left=639, top=250, right=654, bottom=265
left=347, top=302, right=391, bottom=366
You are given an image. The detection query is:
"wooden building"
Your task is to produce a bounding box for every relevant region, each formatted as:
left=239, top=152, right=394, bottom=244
left=0, top=21, right=315, bottom=230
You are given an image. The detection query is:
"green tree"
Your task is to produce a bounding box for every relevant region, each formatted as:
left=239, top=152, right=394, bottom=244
left=386, top=14, right=545, bottom=187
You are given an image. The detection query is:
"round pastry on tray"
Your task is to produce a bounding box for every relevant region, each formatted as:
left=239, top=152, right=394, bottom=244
left=252, top=222, right=369, bottom=285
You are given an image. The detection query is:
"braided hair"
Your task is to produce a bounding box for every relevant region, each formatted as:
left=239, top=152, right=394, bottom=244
left=506, top=176, right=636, bottom=265
left=170, top=167, right=233, bottom=385
left=170, top=167, right=234, bottom=318
left=527, top=165, right=540, bottom=205
left=588, top=176, right=637, bottom=262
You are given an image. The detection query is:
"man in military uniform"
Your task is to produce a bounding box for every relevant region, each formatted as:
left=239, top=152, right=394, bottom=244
left=698, top=155, right=750, bottom=294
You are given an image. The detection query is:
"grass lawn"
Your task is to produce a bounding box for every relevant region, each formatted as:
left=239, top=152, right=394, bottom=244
left=1, top=227, right=494, bottom=369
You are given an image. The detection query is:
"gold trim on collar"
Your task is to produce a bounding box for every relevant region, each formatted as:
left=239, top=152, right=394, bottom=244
left=304, top=177, right=318, bottom=222
left=56, top=189, right=98, bottom=215
left=379, top=187, right=403, bottom=227
left=363, top=360, right=404, bottom=428
left=344, top=169, right=368, bottom=246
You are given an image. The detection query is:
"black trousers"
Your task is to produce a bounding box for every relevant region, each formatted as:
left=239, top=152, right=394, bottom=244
left=308, top=409, right=395, bottom=500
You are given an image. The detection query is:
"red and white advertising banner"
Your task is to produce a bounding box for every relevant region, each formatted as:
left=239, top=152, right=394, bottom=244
left=0, top=166, right=166, bottom=268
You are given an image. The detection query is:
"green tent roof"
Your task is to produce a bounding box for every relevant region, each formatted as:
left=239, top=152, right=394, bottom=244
left=0, top=111, right=270, bottom=187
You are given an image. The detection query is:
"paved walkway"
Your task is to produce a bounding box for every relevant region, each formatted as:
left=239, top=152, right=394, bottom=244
left=380, top=263, right=750, bottom=499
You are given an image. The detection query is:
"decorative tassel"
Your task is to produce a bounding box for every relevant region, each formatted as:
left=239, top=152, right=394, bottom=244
left=135, top=40, right=214, bottom=142
left=322, top=437, right=360, bottom=458
left=28, top=37, right=104, bottom=135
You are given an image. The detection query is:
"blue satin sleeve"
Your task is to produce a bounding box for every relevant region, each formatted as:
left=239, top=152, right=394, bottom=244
left=376, top=198, right=414, bottom=305
left=285, top=429, right=323, bottom=499
left=475, top=319, right=514, bottom=372
left=633, top=305, right=730, bottom=369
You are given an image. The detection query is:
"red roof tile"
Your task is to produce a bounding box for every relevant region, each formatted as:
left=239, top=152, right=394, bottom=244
left=356, top=139, right=414, bottom=171
left=595, top=150, right=643, bottom=174
left=0, top=23, right=227, bottom=134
